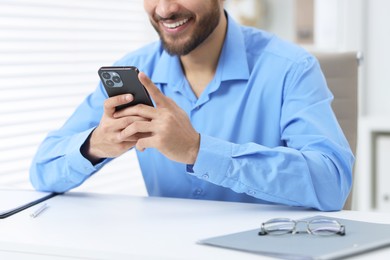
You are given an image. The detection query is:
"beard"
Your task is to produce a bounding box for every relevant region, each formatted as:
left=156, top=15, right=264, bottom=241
left=150, top=3, right=221, bottom=56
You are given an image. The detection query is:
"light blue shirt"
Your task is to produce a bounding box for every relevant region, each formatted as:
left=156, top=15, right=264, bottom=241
left=30, top=14, right=354, bottom=211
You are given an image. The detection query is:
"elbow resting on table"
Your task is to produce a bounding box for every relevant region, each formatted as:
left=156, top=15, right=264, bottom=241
left=29, top=160, right=81, bottom=194
left=313, top=168, right=353, bottom=212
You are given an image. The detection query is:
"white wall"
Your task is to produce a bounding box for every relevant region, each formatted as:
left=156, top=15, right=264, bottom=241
left=225, top=0, right=295, bottom=42
left=314, top=0, right=390, bottom=117
left=365, top=0, right=390, bottom=116
left=262, top=0, right=295, bottom=41
left=354, top=0, right=390, bottom=211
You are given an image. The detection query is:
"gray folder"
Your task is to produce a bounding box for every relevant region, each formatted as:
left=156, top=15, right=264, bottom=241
left=0, top=189, right=58, bottom=219
left=198, top=215, right=390, bottom=260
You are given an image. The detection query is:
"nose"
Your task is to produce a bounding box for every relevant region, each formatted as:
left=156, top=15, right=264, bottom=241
left=155, top=0, right=180, bottom=19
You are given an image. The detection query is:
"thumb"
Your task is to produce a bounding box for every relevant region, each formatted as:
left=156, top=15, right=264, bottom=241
left=138, top=72, right=169, bottom=107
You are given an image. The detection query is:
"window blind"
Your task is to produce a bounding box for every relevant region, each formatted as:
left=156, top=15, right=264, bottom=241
left=0, top=0, right=156, bottom=195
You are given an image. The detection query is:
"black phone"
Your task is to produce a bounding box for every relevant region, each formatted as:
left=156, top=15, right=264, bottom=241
left=98, top=66, right=153, bottom=110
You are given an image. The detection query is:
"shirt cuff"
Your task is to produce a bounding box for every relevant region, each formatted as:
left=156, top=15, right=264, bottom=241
left=189, top=135, right=232, bottom=185
left=186, top=164, right=194, bottom=173
left=65, top=128, right=109, bottom=181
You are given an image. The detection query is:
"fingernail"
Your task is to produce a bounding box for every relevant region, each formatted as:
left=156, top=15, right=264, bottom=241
left=125, top=94, right=132, bottom=101
left=139, top=72, right=146, bottom=80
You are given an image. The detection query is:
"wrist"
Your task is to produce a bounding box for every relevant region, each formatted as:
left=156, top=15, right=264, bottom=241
left=80, top=130, right=105, bottom=165
left=188, top=133, right=200, bottom=164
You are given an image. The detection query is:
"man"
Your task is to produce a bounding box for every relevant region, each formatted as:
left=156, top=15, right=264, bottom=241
left=30, top=0, right=354, bottom=211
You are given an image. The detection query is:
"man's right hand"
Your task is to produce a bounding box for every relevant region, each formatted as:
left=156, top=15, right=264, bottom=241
left=81, top=94, right=149, bottom=164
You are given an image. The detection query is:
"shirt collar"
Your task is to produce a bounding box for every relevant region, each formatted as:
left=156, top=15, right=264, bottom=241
left=151, top=12, right=250, bottom=87
left=217, top=12, right=250, bottom=82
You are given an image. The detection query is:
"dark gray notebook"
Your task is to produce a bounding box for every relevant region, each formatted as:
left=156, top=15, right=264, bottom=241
left=0, top=190, right=58, bottom=219
left=198, top=215, right=390, bottom=260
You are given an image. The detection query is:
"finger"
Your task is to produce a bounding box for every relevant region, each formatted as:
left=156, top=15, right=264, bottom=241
left=122, top=132, right=152, bottom=142
left=115, top=104, right=157, bottom=120
left=135, top=136, right=156, bottom=152
left=113, top=105, right=151, bottom=120
left=119, top=120, right=153, bottom=140
left=104, top=94, right=133, bottom=116
left=138, top=72, right=169, bottom=108
left=115, top=116, right=148, bottom=130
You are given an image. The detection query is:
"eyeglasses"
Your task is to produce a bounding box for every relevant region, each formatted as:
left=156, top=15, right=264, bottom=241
left=258, top=217, right=346, bottom=236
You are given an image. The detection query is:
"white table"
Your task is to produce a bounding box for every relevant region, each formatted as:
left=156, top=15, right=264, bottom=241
left=1, top=192, right=390, bottom=259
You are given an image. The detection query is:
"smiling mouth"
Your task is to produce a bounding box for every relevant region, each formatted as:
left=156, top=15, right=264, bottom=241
left=162, top=18, right=190, bottom=29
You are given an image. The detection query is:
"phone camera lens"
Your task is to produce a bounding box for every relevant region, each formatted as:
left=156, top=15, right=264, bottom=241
left=102, top=72, right=111, bottom=79
left=112, top=76, right=121, bottom=83
left=106, top=80, right=114, bottom=87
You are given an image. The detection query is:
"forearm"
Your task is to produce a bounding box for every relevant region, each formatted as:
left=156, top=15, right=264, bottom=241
left=189, top=135, right=354, bottom=211
left=30, top=129, right=109, bottom=193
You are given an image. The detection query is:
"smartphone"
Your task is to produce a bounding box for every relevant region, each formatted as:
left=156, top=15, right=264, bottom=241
left=98, top=66, right=153, bottom=110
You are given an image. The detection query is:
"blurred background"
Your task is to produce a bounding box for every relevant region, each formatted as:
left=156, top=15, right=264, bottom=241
left=0, top=0, right=389, bottom=212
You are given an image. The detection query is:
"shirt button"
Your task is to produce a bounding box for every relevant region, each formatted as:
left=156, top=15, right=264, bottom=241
left=194, top=188, right=203, bottom=196
left=248, top=190, right=256, bottom=196
left=202, top=173, right=209, bottom=180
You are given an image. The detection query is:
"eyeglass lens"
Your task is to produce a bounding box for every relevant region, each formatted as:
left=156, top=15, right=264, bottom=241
left=308, top=219, right=344, bottom=236
left=261, top=218, right=295, bottom=235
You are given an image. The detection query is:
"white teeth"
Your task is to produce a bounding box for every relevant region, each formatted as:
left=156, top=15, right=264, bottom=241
left=163, top=18, right=189, bottom=29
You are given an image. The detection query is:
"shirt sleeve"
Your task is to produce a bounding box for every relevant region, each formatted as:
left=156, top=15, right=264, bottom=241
left=189, top=56, right=354, bottom=211
left=29, top=83, right=111, bottom=193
